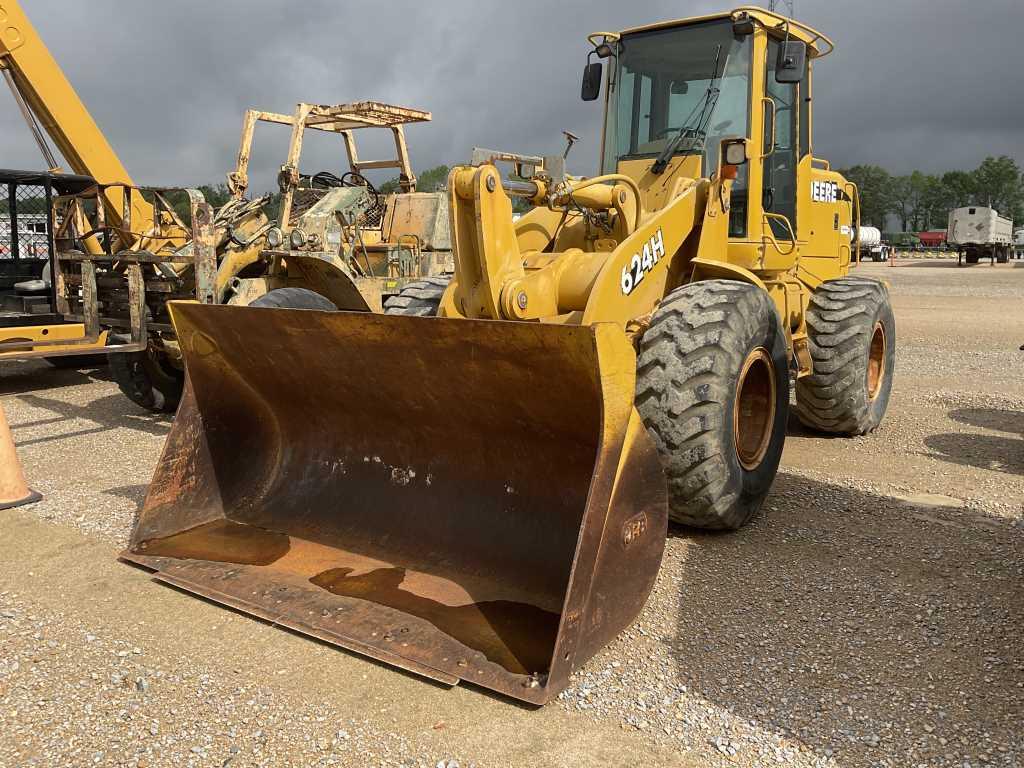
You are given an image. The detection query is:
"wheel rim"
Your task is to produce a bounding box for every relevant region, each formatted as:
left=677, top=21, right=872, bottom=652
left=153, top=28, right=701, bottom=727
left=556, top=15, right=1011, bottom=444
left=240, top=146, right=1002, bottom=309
left=733, top=347, right=776, bottom=471
left=866, top=321, right=886, bottom=400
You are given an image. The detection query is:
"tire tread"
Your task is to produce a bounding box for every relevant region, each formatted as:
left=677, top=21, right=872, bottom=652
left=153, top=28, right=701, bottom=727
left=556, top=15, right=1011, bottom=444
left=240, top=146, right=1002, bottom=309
left=795, top=277, right=893, bottom=434
left=636, top=280, right=785, bottom=529
left=383, top=276, right=450, bottom=316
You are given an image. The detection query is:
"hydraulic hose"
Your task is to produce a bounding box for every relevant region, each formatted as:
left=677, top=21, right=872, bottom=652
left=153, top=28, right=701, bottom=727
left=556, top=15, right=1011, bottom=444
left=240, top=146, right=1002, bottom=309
left=558, top=174, right=643, bottom=232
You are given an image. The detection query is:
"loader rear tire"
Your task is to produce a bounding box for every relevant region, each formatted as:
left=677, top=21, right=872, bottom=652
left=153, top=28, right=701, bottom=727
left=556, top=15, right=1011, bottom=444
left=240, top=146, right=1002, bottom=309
left=109, top=336, right=184, bottom=414
left=383, top=276, right=451, bottom=317
left=635, top=280, right=789, bottom=530
left=249, top=287, right=337, bottom=310
left=795, top=277, right=895, bottom=435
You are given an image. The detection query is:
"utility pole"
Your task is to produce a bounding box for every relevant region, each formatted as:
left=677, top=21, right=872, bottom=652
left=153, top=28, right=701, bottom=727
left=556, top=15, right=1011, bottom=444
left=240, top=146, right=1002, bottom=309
left=769, top=0, right=794, bottom=16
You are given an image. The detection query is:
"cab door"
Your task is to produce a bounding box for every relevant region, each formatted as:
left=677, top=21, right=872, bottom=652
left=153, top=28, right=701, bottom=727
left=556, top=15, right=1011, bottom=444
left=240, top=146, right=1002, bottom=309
left=762, top=37, right=798, bottom=242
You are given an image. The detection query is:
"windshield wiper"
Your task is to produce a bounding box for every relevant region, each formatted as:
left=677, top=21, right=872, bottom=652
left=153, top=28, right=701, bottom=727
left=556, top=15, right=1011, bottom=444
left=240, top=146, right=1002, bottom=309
left=652, top=44, right=725, bottom=175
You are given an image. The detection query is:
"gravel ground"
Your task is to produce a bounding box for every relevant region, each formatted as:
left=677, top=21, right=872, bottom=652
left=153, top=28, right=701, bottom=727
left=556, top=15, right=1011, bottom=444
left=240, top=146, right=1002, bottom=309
left=1, top=260, right=1022, bottom=767
left=559, top=471, right=1023, bottom=768
left=0, top=593, right=421, bottom=768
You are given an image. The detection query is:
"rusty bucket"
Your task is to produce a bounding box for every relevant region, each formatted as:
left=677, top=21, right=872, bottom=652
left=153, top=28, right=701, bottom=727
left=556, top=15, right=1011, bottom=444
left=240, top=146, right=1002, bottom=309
left=122, top=302, right=667, bottom=704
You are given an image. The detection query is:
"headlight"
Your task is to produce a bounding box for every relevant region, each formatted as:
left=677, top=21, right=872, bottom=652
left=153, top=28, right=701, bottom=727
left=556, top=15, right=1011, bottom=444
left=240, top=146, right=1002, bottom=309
left=289, top=228, right=307, bottom=249
left=265, top=226, right=283, bottom=249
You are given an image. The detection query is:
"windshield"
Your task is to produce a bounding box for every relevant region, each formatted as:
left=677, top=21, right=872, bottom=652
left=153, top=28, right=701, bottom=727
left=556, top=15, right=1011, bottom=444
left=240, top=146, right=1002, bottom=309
left=603, top=20, right=752, bottom=174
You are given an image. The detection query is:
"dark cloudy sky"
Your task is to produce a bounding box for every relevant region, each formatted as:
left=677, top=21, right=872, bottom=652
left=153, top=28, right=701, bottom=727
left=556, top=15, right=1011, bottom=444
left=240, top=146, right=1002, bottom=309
left=3, top=1, right=1022, bottom=190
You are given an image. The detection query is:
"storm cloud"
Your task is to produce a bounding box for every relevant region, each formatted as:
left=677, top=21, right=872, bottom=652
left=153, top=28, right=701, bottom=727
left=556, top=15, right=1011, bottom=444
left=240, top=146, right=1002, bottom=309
left=2, top=0, right=1022, bottom=189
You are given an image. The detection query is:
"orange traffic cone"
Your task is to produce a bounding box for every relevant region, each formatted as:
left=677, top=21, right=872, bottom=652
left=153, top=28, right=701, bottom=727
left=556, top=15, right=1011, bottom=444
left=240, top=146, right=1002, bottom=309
left=0, top=401, right=41, bottom=510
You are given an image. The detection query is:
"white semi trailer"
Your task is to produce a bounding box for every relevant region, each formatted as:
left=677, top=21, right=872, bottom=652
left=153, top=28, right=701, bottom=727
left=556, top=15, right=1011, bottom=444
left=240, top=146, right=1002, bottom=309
left=947, top=206, right=1013, bottom=265
left=852, top=225, right=890, bottom=262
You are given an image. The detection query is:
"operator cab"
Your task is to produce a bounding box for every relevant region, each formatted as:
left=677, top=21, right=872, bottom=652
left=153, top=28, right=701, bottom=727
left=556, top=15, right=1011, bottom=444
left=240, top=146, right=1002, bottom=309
left=583, top=8, right=834, bottom=254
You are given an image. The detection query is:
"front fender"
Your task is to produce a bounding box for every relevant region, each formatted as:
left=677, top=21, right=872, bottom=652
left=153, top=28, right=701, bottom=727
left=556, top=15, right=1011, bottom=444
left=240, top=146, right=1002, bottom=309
left=689, top=257, right=767, bottom=291
left=580, top=180, right=706, bottom=327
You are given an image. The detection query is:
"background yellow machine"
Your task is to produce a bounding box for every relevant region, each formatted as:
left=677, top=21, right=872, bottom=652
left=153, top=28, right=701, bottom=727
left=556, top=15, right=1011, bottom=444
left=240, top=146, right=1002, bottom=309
left=217, top=101, right=453, bottom=314
left=0, top=0, right=164, bottom=361
left=1, top=0, right=451, bottom=412
left=126, top=7, right=895, bottom=704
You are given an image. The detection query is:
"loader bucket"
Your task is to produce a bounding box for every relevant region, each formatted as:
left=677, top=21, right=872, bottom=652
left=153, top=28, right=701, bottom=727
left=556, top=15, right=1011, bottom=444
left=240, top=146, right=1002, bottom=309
left=122, top=302, right=667, bottom=704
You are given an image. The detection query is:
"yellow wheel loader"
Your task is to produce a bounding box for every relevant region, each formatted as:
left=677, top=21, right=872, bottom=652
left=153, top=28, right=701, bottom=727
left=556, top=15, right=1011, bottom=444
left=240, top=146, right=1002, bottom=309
left=218, top=102, right=453, bottom=314
left=89, top=101, right=453, bottom=414
left=124, top=7, right=895, bottom=704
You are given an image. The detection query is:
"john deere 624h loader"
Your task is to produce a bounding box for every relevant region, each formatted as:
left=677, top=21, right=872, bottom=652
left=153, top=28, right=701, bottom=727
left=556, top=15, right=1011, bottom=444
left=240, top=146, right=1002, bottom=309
left=124, top=7, right=894, bottom=704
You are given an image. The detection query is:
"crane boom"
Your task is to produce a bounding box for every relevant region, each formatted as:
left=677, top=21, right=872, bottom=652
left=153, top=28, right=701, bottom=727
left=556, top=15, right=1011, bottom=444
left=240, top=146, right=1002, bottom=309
left=0, top=0, right=151, bottom=231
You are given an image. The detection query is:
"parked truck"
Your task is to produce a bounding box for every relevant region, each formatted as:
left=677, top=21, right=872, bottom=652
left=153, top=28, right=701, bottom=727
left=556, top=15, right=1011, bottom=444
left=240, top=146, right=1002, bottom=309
left=917, top=230, right=947, bottom=249
left=947, top=206, right=1013, bottom=265
left=853, top=225, right=890, bottom=262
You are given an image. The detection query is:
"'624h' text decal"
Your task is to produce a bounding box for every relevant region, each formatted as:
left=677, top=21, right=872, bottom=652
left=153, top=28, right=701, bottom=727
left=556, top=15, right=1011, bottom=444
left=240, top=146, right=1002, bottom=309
left=620, top=228, right=666, bottom=295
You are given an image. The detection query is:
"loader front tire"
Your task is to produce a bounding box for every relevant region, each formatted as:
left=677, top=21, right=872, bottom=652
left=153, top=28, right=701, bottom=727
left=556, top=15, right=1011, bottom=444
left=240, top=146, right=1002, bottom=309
left=249, top=287, right=337, bottom=310
left=109, top=336, right=184, bottom=414
left=383, top=276, right=450, bottom=317
left=795, top=277, right=895, bottom=435
left=635, top=280, right=789, bottom=530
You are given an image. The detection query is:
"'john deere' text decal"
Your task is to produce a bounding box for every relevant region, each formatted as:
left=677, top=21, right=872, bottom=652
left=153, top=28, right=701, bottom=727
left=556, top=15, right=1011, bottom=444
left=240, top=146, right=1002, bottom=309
left=811, top=180, right=839, bottom=203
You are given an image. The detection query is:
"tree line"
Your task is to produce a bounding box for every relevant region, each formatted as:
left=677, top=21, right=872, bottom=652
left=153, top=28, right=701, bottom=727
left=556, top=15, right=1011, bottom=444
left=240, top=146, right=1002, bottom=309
left=839, top=155, right=1023, bottom=232
left=11, top=157, right=1020, bottom=232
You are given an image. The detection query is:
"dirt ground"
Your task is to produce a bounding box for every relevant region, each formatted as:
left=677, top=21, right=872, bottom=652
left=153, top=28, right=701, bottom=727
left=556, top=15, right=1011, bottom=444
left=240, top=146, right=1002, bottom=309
left=1, top=260, right=1022, bottom=768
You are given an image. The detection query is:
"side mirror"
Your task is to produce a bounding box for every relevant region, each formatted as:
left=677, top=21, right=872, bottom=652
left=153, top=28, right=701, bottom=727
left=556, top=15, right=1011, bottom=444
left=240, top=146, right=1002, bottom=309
left=722, top=138, right=748, bottom=166
left=775, top=39, right=806, bottom=83
left=581, top=61, right=602, bottom=101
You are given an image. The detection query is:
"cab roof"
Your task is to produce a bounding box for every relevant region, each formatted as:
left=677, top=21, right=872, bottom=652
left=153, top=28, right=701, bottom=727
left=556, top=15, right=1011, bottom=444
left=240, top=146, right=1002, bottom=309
left=618, top=6, right=834, bottom=59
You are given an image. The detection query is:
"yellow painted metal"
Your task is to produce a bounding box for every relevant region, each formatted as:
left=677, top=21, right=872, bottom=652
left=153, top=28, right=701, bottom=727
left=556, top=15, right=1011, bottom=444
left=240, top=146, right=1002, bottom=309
left=445, top=165, right=525, bottom=319
left=442, top=165, right=727, bottom=331
left=622, top=6, right=834, bottom=58
left=0, top=324, right=108, bottom=358
left=617, top=156, right=702, bottom=213
left=690, top=257, right=767, bottom=291
left=222, top=100, right=444, bottom=308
